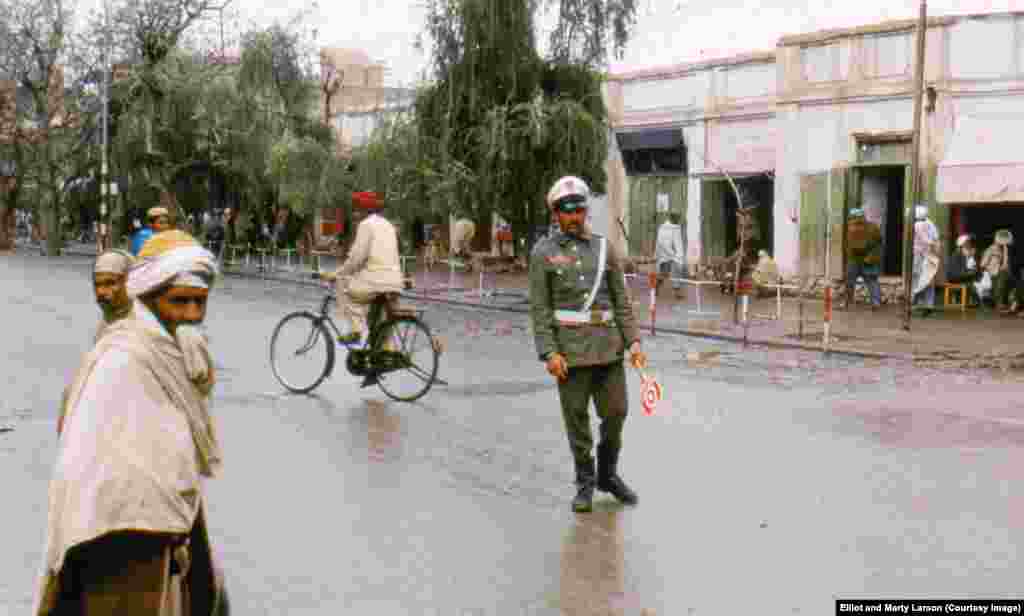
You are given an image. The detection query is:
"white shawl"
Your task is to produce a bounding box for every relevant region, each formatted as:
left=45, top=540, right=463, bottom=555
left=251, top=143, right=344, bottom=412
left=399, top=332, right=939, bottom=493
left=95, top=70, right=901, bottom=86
left=33, top=306, right=221, bottom=615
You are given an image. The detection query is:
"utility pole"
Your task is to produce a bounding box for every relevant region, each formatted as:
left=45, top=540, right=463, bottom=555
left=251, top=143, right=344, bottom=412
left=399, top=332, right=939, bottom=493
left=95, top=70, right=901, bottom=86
left=902, top=0, right=928, bottom=331
left=99, top=0, right=111, bottom=252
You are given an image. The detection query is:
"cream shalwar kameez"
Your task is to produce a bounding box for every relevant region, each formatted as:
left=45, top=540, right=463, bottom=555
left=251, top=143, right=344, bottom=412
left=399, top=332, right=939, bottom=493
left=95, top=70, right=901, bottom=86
left=334, top=213, right=403, bottom=336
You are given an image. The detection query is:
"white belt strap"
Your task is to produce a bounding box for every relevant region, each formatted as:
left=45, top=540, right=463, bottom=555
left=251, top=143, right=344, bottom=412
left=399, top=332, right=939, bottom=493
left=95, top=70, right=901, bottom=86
left=555, top=309, right=613, bottom=324
left=580, top=237, right=607, bottom=313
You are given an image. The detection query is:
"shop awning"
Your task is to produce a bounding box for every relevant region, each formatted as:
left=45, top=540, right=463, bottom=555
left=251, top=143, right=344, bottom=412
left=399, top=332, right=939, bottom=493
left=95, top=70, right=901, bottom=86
left=615, top=128, right=684, bottom=151
left=937, top=114, right=1024, bottom=204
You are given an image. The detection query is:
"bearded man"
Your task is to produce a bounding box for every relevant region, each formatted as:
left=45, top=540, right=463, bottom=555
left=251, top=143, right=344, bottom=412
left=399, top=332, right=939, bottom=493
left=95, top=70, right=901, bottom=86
left=57, top=250, right=137, bottom=434
left=35, top=230, right=227, bottom=616
left=92, top=249, right=135, bottom=341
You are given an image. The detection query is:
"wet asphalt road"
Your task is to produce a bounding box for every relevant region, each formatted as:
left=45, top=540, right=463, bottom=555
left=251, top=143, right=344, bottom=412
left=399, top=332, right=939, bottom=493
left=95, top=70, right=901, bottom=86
left=3, top=253, right=1024, bottom=615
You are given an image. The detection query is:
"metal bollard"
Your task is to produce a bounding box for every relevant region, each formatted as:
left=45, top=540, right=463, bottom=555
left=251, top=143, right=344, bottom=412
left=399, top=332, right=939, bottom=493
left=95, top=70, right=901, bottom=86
left=647, top=270, right=658, bottom=336
left=776, top=281, right=783, bottom=321
left=823, top=286, right=833, bottom=353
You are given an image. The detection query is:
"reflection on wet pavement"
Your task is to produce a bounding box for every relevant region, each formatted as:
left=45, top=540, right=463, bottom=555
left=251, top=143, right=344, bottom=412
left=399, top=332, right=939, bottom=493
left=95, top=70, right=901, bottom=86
left=560, top=511, right=630, bottom=615
left=366, top=400, right=403, bottom=463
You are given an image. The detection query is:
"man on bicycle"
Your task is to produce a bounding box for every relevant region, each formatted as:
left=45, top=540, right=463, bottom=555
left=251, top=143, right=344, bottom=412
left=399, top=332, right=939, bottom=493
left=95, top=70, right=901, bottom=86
left=321, top=193, right=403, bottom=346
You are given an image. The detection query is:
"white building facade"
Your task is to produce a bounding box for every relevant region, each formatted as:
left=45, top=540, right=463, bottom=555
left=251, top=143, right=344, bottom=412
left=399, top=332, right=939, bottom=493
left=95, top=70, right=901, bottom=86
left=605, top=11, right=1024, bottom=280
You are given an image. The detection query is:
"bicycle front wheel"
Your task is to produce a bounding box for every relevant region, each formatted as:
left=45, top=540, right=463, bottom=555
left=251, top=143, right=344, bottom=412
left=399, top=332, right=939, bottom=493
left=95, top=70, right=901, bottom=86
left=372, top=316, right=439, bottom=402
left=270, top=311, right=335, bottom=394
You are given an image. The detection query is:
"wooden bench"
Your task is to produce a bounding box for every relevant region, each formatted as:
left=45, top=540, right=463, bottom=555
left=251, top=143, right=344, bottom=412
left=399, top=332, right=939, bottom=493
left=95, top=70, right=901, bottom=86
left=941, top=282, right=969, bottom=312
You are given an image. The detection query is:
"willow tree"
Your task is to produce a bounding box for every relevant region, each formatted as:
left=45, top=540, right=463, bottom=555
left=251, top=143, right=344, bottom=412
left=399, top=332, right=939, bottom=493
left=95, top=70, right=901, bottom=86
left=237, top=22, right=346, bottom=248
left=0, top=0, right=102, bottom=256
left=409, top=0, right=636, bottom=255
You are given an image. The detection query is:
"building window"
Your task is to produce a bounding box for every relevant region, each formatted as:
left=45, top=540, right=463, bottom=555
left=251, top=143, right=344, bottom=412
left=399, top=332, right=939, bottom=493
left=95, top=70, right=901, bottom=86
left=866, top=33, right=911, bottom=78
left=802, top=44, right=833, bottom=82
left=617, top=129, right=687, bottom=176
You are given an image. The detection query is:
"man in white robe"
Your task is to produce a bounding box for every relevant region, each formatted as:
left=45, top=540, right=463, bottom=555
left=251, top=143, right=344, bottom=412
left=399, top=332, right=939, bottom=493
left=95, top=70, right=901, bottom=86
left=36, top=230, right=227, bottom=616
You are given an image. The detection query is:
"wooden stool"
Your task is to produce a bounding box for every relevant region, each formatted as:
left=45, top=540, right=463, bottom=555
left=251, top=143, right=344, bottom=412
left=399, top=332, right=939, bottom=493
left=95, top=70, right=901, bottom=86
left=942, top=283, right=968, bottom=312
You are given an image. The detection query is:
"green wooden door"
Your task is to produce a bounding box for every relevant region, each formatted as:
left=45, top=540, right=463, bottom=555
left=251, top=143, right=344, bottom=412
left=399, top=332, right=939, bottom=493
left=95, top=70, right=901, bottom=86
left=701, top=180, right=727, bottom=261
left=628, top=176, right=686, bottom=257
left=799, top=170, right=845, bottom=278
left=799, top=173, right=827, bottom=277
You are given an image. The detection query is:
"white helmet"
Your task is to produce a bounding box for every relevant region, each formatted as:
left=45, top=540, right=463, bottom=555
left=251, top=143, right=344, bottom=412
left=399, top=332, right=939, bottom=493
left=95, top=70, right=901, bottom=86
left=547, top=176, right=590, bottom=210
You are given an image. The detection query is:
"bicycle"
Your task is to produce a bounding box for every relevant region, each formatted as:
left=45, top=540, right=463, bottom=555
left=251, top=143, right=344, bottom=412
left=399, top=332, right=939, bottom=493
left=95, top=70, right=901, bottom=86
left=269, top=277, right=444, bottom=402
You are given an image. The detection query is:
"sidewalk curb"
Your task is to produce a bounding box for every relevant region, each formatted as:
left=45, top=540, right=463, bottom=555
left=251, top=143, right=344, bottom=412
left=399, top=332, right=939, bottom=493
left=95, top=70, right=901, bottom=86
left=56, top=247, right=915, bottom=362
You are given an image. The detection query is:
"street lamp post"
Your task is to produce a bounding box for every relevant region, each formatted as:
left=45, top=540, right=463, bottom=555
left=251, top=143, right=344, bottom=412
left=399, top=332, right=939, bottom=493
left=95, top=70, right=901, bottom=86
left=99, top=0, right=112, bottom=252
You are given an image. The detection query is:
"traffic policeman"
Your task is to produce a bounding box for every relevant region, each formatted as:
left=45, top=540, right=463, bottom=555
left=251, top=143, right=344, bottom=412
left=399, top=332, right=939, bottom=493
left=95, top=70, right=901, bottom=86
left=529, top=176, right=647, bottom=513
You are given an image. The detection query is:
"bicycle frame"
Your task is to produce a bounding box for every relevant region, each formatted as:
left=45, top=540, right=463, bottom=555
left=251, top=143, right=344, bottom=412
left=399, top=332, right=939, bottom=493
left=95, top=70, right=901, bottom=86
left=315, top=291, right=345, bottom=340
left=314, top=287, right=394, bottom=347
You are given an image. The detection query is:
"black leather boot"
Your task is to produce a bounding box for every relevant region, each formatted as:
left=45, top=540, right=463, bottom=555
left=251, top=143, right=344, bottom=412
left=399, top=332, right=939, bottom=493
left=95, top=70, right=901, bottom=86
left=597, top=442, right=638, bottom=505
left=572, top=460, right=596, bottom=513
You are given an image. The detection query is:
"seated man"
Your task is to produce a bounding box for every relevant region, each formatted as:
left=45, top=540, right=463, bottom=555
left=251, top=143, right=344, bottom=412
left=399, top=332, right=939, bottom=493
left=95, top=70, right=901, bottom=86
left=980, top=229, right=1014, bottom=312
left=751, top=250, right=780, bottom=298
left=321, top=198, right=403, bottom=346
left=946, top=233, right=984, bottom=305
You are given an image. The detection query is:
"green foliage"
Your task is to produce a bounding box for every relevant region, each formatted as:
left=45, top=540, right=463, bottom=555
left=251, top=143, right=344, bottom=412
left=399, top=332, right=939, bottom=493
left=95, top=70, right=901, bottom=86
left=355, top=0, right=628, bottom=253
left=102, top=17, right=350, bottom=237
left=269, top=133, right=349, bottom=216
left=545, top=0, right=638, bottom=67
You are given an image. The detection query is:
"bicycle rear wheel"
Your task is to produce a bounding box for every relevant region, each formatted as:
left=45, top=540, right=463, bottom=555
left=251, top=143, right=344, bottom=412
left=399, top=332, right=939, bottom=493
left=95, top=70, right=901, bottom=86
left=270, top=311, right=335, bottom=394
left=372, top=316, right=439, bottom=402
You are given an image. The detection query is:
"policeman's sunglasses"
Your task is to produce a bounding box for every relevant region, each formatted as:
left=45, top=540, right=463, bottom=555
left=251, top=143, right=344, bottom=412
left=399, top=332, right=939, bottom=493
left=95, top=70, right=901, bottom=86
left=555, top=196, right=587, bottom=213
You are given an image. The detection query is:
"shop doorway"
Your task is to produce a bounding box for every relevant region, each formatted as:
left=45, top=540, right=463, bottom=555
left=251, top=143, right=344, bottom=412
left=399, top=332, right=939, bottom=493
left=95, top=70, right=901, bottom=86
left=858, top=165, right=906, bottom=276
left=722, top=175, right=774, bottom=256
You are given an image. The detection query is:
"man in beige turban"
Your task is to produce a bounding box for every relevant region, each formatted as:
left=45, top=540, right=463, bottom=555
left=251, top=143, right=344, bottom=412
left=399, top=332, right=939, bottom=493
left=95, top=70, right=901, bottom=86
left=37, top=230, right=227, bottom=616
left=56, top=250, right=138, bottom=435
left=148, top=206, right=173, bottom=233
left=981, top=229, right=1016, bottom=313
left=92, top=249, right=135, bottom=341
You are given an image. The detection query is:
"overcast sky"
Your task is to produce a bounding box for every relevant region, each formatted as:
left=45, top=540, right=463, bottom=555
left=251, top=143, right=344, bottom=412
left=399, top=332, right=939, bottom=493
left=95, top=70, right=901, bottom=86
left=74, top=0, right=1023, bottom=85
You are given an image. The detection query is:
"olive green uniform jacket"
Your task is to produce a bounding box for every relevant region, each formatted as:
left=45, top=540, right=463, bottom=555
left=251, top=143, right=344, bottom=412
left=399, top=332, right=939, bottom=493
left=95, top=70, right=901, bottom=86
left=529, top=232, right=640, bottom=368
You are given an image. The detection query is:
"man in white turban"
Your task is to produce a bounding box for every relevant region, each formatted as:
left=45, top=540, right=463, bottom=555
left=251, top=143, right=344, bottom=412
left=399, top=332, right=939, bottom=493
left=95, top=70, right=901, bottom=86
left=37, top=230, right=227, bottom=616
left=947, top=234, right=985, bottom=305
